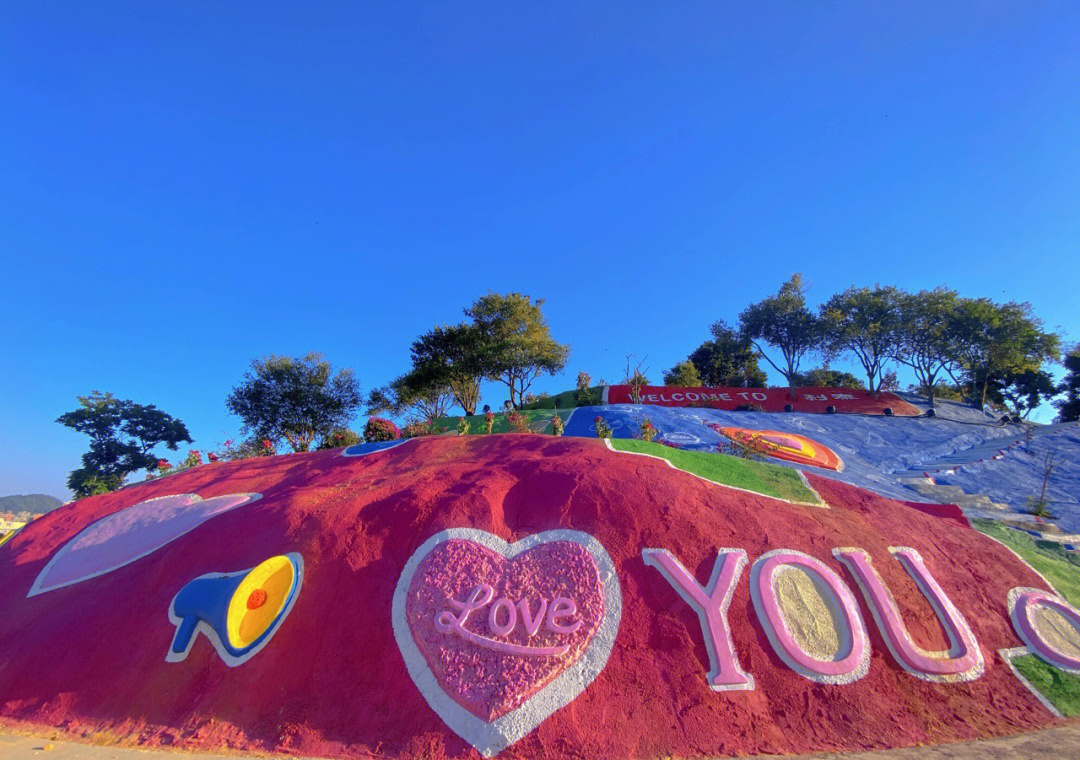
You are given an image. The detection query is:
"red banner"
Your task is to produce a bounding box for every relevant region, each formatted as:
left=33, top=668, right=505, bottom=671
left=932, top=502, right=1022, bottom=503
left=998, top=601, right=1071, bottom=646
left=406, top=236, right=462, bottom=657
left=604, top=385, right=921, bottom=416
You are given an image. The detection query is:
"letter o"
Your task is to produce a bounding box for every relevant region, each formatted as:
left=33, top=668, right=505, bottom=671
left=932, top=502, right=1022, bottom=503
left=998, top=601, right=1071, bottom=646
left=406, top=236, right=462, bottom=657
left=1009, top=587, right=1080, bottom=673
left=751, top=550, right=870, bottom=684
left=489, top=597, right=517, bottom=636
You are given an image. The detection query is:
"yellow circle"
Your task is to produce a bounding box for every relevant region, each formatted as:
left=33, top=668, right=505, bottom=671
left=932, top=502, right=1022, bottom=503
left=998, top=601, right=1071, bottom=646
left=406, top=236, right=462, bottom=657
left=226, top=555, right=295, bottom=649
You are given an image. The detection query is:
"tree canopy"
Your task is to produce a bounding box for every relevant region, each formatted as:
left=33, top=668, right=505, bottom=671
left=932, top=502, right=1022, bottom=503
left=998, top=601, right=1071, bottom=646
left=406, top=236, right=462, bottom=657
left=466, top=292, right=569, bottom=408
left=1055, top=347, right=1080, bottom=423
left=226, top=353, right=362, bottom=452
left=57, top=390, right=192, bottom=497
left=820, top=285, right=903, bottom=396
left=738, top=274, right=821, bottom=395
left=663, top=360, right=703, bottom=386
left=408, top=322, right=486, bottom=415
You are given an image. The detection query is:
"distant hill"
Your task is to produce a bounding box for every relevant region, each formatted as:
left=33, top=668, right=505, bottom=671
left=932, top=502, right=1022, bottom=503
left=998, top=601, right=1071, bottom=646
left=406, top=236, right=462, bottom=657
left=0, top=494, right=64, bottom=514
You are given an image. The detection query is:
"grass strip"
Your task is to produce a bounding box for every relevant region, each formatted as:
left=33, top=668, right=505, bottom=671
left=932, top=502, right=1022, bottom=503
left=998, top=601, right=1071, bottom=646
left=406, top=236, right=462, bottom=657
left=609, top=438, right=819, bottom=504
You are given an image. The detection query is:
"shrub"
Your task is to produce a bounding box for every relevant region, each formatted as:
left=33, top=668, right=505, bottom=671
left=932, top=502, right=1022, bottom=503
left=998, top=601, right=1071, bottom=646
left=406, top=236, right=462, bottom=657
left=484, top=410, right=495, bottom=434
left=319, top=429, right=362, bottom=449
left=734, top=403, right=764, bottom=412
left=364, top=417, right=401, bottom=442
left=594, top=415, right=612, bottom=439
left=157, top=459, right=172, bottom=472
left=180, top=449, right=203, bottom=469
left=457, top=417, right=471, bottom=435
left=507, top=411, right=531, bottom=433
left=551, top=414, right=565, bottom=436
left=401, top=420, right=436, bottom=438
left=575, top=372, right=597, bottom=406
left=260, top=438, right=276, bottom=456
left=639, top=417, right=657, bottom=442
left=207, top=452, right=219, bottom=463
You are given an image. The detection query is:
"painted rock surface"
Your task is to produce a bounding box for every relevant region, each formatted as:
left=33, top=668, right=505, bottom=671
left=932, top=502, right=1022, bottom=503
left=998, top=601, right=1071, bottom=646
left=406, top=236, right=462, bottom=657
left=0, top=436, right=1067, bottom=758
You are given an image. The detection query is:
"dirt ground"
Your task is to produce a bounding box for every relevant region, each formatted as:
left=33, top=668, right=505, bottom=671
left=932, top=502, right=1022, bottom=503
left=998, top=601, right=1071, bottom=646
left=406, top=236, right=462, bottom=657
left=4, top=723, right=1080, bottom=760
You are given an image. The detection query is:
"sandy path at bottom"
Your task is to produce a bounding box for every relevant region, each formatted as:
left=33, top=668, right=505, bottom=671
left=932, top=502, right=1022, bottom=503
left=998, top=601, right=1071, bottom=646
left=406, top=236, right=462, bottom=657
left=3, top=724, right=1080, bottom=760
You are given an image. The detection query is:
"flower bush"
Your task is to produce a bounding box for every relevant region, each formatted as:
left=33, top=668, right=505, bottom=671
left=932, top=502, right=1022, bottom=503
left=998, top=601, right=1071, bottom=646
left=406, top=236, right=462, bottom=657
left=180, top=449, right=203, bottom=469
left=402, top=420, right=436, bottom=438
left=484, top=410, right=495, bottom=434
left=507, top=411, right=531, bottom=433
left=551, top=414, right=565, bottom=436
left=207, top=452, right=219, bottom=463
left=594, top=415, right=612, bottom=439
left=319, top=429, right=362, bottom=449
left=639, top=417, right=657, bottom=442
left=365, top=417, right=401, bottom=442
left=156, top=459, right=172, bottom=472
left=457, top=417, right=471, bottom=435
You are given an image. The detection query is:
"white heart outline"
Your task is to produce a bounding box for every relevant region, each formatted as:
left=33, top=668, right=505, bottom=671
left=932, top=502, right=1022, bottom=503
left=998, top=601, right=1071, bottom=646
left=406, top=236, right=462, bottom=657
left=392, top=528, right=622, bottom=757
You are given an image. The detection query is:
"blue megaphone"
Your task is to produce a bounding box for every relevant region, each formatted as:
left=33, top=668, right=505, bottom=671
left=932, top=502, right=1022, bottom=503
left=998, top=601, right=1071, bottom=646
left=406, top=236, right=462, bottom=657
left=166, top=552, right=303, bottom=666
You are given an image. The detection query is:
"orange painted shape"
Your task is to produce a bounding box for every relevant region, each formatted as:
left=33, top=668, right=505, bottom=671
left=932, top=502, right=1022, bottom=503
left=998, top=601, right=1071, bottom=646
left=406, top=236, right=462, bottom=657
left=720, top=427, right=843, bottom=471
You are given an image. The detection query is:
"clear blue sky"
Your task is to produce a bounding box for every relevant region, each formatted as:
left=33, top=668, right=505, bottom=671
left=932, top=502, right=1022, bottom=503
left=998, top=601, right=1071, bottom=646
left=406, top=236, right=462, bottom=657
left=3, top=2, right=1078, bottom=500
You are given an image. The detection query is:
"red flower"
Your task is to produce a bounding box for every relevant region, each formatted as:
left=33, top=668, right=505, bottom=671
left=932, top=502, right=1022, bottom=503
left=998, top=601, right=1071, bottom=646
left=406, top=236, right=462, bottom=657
left=157, top=459, right=172, bottom=471
left=207, top=452, right=219, bottom=463
left=261, top=439, right=273, bottom=450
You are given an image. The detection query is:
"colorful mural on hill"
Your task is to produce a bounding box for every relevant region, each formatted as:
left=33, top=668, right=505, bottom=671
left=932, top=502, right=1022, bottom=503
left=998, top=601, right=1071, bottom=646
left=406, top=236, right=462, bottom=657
left=1, top=436, right=1078, bottom=758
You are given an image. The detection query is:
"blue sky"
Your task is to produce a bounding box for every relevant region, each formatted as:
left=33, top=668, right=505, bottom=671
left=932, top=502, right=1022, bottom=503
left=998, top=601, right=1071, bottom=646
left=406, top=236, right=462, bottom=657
left=2, top=2, right=1078, bottom=499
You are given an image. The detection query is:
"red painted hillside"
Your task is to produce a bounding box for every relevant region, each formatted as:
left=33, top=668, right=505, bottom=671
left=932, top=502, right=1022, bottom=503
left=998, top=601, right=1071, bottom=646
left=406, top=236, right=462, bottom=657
left=0, top=436, right=1065, bottom=758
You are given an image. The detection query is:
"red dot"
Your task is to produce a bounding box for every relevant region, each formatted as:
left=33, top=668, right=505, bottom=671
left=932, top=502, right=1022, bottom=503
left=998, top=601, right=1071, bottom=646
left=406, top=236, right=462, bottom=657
left=247, top=589, right=268, bottom=610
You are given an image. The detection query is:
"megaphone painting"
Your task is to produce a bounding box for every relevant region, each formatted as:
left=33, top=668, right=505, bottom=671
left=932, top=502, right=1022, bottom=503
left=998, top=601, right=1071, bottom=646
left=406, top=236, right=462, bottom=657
left=167, top=553, right=303, bottom=667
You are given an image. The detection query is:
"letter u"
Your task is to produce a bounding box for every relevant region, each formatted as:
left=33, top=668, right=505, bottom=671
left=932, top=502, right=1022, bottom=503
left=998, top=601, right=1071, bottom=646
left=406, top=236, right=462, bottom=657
left=834, top=547, right=984, bottom=682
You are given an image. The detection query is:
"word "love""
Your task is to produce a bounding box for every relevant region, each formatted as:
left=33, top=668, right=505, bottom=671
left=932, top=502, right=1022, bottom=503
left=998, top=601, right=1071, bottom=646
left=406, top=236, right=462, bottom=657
left=435, top=583, right=581, bottom=657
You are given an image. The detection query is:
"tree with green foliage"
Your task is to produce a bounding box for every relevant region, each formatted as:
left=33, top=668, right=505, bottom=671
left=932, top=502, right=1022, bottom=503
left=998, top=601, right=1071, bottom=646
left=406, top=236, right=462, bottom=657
left=820, top=285, right=903, bottom=396
left=684, top=320, right=767, bottom=387
left=738, top=274, right=822, bottom=396
left=948, top=299, right=1060, bottom=409
left=226, top=352, right=362, bottom=452
left=1057, top=347, right=1080, bottom=423
left=663, top=360, right=703, bottom=386
left=366, top=374, right=454, bottom=423
left=988, top=367, right=1058, bottom=419
left=466, top=292, right=570, bottom=408
left=408, top=323, right=486, bottom=415
left=893, top=288, right=962, bottom=408
left=57, top=391, right=192, bottom=498
left=791, top=367, right=866, bottom=390
left=317, top=429, right=363, bottom=450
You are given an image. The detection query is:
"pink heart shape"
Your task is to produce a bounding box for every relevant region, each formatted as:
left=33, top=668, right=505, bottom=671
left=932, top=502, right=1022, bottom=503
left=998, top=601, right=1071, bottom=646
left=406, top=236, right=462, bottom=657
left=393, top=529, right=621, bottom=757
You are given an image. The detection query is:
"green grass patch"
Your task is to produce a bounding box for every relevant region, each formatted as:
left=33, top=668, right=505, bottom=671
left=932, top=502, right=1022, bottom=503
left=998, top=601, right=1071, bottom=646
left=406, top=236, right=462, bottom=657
left=971, top=520, right=1080, bottom=606
left=609, top=438, right=819, bottom=505
left=518, top=387, right=603, bottom=410
left=433, top=408, right=575, bottom=435
left=1010, top=653, right=1080, bottom=716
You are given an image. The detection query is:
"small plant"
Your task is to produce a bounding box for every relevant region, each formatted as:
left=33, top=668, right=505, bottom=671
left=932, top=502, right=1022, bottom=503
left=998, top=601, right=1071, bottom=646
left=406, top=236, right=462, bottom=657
left=156, top=459, right=172, bottom=473
left=575, top=372, right=597, bottom=406
left=484, top=410, right=495, bottom=434
left=718, top=438, right=764, bottom=461
left=551, top=414, right=565, bottom=436
left=594, top=415, right=612, bottom=439
left=734, top=403, right=765, bottom=412
left=364, top=417, right=401, bottom=442
left=1026, top=449, right=1059, bottom=518
left=402, top=420, right=435, bottom=438
left=659, top=439, right=681, bottom=449
left=260, top=438, right=276, bottom=456
left=179, top=449, right=203, bottom=469
left=457, top=417, right=471, bottom=436
left=624, top=355, right=650, bottom=404
left=639, top=417, right=657, bottom=442
left=507, top=410, right=531, bottom=433
left=319, top=429, right=362, bottom=449
left=207, top=452, right=219, bottom=463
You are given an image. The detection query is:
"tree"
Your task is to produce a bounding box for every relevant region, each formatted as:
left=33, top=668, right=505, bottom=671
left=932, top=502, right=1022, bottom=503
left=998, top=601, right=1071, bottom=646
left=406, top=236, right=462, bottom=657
left=226, top=353, right=362, bottom=452
left=1056, top=347, right=1080, bottom=422
left=466, top=292, right=570, bottom=408
left=57, top=390, right=192, bottom=497
left=738, top=274, right=822, bottom=396
left=988, top=367, right=1058, bottom=419
left=949, top=299, right=1060, bottom=409
left=820, top=285, right=903, bottom=396
left=893, top=288, right=961, bottom=408
left=791, top=368, right=866, bottom=390
left=685, top=321, right=767, bottom=387
left=663, top=360, right=703, bottom=386
left=408, top=323, right=486, bottom=415
left=366, top=374, right=454, bottom=422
